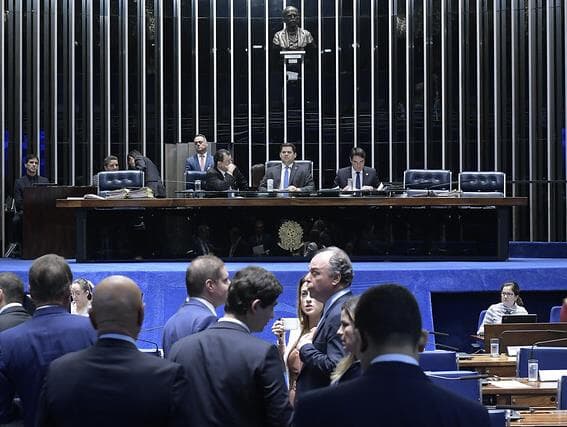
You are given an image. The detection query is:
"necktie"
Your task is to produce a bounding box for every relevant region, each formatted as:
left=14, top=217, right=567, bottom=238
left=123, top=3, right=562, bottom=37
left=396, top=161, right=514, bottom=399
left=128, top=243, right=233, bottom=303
left=283, top=167, right=290, bottom=189
left=199, top=155, right=205, bottom=171
left=356, top=172, right=361, bottom=190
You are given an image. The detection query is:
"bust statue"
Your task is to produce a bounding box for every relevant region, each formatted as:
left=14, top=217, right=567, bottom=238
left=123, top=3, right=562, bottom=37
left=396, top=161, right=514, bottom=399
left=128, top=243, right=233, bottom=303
left=273, top=6, right=314, bottom=50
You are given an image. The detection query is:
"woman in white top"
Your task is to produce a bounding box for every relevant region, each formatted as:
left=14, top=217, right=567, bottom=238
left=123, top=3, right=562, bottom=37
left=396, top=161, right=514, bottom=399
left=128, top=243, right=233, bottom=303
left=70, top=278, right=94, bottom=317
left=477, top=281, right=528, bottom=335
left=271, top=275, right=323, bottom=406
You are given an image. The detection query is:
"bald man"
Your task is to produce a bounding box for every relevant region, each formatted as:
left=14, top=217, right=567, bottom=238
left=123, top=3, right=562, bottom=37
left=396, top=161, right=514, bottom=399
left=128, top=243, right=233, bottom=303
left=37, top=276, right=191, bottom=427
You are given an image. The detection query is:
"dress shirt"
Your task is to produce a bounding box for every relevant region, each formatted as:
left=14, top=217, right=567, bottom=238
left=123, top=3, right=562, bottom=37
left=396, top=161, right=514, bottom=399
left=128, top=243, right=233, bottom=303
left=218, top=316, right=251, bottom=333
left=317, top=288, right=352, bottom=328
left=199, top=154, right=206, bottom=171
left=191, top=297, right=217, bottom=316
left=370, top=353, right=420, bottom=367
left=0, top=303, right=23, bottom=315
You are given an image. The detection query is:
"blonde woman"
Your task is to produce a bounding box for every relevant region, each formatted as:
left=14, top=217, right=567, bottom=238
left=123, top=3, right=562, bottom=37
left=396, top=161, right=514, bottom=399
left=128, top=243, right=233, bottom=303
left=272, top=275, right=323, bottom=405
left=331, top=296, right=361, bottom=385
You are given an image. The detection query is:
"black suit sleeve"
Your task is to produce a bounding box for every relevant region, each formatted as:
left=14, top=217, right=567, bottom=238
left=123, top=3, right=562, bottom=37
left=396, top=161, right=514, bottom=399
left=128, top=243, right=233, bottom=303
left=168, top=364, right=192, bottom=427
left=260, top=345, right=293, bottom=427
left=14, top=179, right=25, bottom=211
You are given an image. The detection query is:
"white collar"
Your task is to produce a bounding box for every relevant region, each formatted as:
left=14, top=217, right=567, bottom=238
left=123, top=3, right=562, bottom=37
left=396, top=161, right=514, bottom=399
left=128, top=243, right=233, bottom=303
left=370, top=353, right=419, bottom=366
left=218, top=316, right=251, bottom=333
left=0, top=302, right=23, bottom=315
left=191, top=297, right=217, bottom=316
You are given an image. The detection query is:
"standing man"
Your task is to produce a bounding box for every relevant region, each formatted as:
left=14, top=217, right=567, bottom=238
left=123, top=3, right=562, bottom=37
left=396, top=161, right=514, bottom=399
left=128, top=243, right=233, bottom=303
left=162, top=255, right=230, bottom=356
left=293, top=284, right=490, bottom=427
left=258, top=143, right=314, bottom=192
left=127, top=149, right=166, bottom=198
left=0, top=272, right=31, bottom=332
left=205, top=149, right=249, bottom=191
left=0, top=254, right=96, bottom=427
left=334, top=147, right=379, bottom=191
left=295, top=246, right=353, bottom=400
left=168, top=266, right=293, bottom=427
left=37, top=275, right=192, bottom=427
left=186, top=134, right=214, bottom=172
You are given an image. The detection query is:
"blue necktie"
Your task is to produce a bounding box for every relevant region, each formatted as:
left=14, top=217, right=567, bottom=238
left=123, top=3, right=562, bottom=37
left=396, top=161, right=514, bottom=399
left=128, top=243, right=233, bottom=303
left=283, top=167, right=290, bottom=189
left=356, top=172, right=361, bottom=190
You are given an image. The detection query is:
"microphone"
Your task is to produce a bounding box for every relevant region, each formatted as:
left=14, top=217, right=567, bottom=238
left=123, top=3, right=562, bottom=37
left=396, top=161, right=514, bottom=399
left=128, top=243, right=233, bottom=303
left=428, top=331, right=450, bottom=337
left=427, top=373, right=490, bottom=381
left=136, top=338, right=162, bottom=357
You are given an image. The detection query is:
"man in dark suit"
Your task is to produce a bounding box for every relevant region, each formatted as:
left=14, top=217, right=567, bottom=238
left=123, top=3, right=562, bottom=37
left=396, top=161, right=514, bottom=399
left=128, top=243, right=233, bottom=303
left=258, top=143, right=314, bottom=192
left=0, top=272, right=31, bottom=332
left=162, top=255, right=230, bottom=356
left=127, top=149, right=166, bottom=198
left=168, top=266, right=293, bottom=427
left=37, top=275, right=191, bottom=427
left=0, top=254, right=96, bottom=427
left=204, top=149, right=249, bottom=191
left=294, top=284, right=490, bottom=427
left=295, top=247, right=353, bottom=401
left=185, top=134, right=214, bottom=172
left=334, top=146, right=379, bottom=190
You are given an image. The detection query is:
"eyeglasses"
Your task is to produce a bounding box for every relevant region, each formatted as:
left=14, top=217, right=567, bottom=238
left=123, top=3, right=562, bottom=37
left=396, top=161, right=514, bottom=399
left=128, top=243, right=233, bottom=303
left=501, top=292, right=515, bottom=297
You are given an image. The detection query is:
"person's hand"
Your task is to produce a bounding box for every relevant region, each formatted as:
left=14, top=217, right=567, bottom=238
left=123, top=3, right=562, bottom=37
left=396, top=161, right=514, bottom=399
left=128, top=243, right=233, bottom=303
left=297, top=327, right=316, bottom=349
left=287, top=185, right=299, bottom=192
left=226, top=163, right=236, bottom=175
left=361, top=185, right=374, bottom=191
left=272, top=319, right=285, bottom=340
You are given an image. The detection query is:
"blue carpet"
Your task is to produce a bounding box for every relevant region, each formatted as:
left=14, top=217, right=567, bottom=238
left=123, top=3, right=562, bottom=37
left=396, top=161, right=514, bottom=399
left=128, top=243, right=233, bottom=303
left=2, top=257, right=567, bottom=351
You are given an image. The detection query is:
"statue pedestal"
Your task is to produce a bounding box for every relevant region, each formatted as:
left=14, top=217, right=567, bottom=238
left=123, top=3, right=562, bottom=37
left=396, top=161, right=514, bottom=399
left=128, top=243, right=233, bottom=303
left=280, top=50, right=305, bottom=65
left=279, top=51, right=305, bottom=144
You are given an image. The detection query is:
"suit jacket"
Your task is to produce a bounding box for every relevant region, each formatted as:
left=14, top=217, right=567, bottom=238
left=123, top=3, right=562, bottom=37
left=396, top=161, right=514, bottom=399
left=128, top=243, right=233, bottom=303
left=295, top=290, right=352, bottom=400
left=131, top=155, right=166, bottom=198
left=36, top=338, right=191, bottom=427
left=0, top=306, right=96, bottom=427
left=334, top=166, right=378, bottom=189
left=205, top=166, right=249, bottom=191
left=168, top=321, right=293, bottom=427
left=258, top=163, right=314, bottom=192
left=185, top=153, right=214, bottom=172
left=0, top=305, right=31, bottom=333
left=14, top=175, right=49, bottom=211
left=162, top=299, right=218, bottom=357
left=294, top=362, right=490, bottom=427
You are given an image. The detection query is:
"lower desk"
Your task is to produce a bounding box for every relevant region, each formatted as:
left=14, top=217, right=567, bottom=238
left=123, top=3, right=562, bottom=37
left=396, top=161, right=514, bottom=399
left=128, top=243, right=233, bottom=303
left=56, top=196, right=527, bottom=262
left=511, top=410, right=567, bottom=426
left=483, top=379, right=558, bottom=408
left=459, top=354, right=517, bottom=377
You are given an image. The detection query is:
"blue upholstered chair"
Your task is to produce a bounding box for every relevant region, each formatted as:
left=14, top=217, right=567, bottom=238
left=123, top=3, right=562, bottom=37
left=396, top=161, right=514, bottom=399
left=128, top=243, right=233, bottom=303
left=426, top=370, right=482, bottom=403
left=487, top=409, right=507, bottom=427
left=550, top=306, right=562, bottom=323
left=458, top=171, right=506, bottom=197
left=516, top=347, right=567, bottom=378
left=558, top=376, right=567, bottom=409
left=478, top=310, right=488, bottom=331
left=403, top=169, right=452, bottom=196
left=98, top=170, right=144, bottom=195
left=185, top=170, right=207, bottom=191
left=419, top=350, right=459, bottom=371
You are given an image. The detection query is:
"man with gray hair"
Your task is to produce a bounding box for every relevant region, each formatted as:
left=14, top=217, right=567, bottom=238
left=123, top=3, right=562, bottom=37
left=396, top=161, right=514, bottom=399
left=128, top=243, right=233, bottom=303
left=295, top=246, right=353, bottom=401
left=0, top=272, right=31, bottom=332
left=162, top=255, right=230, bottom=356
left=0, top=254, right=96, bottom=427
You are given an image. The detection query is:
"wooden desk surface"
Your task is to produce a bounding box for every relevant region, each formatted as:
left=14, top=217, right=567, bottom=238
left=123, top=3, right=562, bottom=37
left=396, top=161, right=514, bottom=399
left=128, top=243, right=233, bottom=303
left=56, top=196, right=528, bottom=209
left=483, top=379, right=558, bottom=408
left=460, top=354, right=517, bottom=377
left=512, top=410, right=567, bottom=426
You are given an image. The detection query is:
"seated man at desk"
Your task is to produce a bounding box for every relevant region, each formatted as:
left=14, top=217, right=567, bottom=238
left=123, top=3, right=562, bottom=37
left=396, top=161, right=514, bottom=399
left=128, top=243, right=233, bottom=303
left=92, top=155, right=119, bottom=186
left=334, top=147, right=378, bottom=191
left=205, top=149, right=248, bottom=191
left=258, top=143, right=314, bottom=192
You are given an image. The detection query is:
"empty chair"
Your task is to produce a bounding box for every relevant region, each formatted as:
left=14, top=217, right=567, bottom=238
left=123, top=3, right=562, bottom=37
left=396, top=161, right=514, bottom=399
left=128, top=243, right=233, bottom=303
left=550, top=305, right=562, bottom=323
left=419, top=350, right=458, bottom=371
left=426, top=370, right=482, bottom=403
left=487, top=409, right=507, bottom=427
left=97, top=170, right=144, bottom=195
left=403, top=169, right=451, bottom=196
left=477, top=310, right=488, bottom=332
left=458, top=171, right=505, bottom=197
left=185, top=170, right=207, bottom=191
left=558, top=375, right=567, bottom=409
left=517, top=347, right=567, bottom=378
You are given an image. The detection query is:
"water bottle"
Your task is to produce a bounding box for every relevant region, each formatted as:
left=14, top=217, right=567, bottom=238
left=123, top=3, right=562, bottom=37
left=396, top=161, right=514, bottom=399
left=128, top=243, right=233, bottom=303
left=194, top=180, right=201, bottom=192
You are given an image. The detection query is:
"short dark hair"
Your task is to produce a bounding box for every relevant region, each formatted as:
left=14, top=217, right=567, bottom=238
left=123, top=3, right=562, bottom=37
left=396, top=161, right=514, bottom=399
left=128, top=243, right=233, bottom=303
left=185, top=255, right=225, bottom=297
left=280, top=143, right=296, bottom=154
left=103, top=155, right=118, bottom=167
left=0, top=273, right=25, bottom=304
left=213, top=149, right=231, bottom=164
left=25, top=153, right=39, bottom=163
left=350, top=147, right=366, bottom=159
left=127, top=149, right=142, bottom=159
left=317, top=246, right=353, bottom=287
left=225, top=266, right=282, bottom=315
left=28, top=254, right=73, bottom=304
left=355, top=284, right=422, bottom=348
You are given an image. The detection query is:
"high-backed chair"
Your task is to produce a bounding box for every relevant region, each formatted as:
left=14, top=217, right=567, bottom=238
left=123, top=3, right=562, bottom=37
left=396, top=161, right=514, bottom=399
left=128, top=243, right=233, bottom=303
left=403, top=169, right=451, bottom=196
left=487, top=409, right=507, bottom=427
left=265, top=160, right=314, bottom=176
left=419, top=350, right=459, bottom=371
left=185, top=170, right=207, bottom=191
left=550, top=305, right=562, bottom=323
left=251, top=164, right=266, bottom=190
left=426, top=370, right=482, bottom=403
left=97, top=170, right=144, bottom=195
left=558, top=376, right=567, bottom=409
left=458, top=171, right=505, bottom=197
left=516, top=347, right=567, bottom=378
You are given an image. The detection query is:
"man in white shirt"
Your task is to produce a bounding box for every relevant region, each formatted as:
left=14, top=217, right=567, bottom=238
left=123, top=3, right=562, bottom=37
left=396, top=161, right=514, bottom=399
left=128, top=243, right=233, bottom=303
left=185, top=134, right=214, bottom=172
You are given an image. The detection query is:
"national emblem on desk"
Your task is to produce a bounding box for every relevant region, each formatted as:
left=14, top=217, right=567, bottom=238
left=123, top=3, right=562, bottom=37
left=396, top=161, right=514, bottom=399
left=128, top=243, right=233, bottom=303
left=277, top=220, right=304, bottom=253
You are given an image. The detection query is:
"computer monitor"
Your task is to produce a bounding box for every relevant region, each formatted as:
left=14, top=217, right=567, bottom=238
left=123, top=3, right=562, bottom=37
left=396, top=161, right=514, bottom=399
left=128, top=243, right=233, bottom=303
left=501, top=314, right=538, bottom=324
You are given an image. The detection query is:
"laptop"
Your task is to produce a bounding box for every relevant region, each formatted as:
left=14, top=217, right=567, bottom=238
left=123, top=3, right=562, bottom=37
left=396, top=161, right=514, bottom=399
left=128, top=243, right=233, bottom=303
left=501, top=314, right=538, bottom=324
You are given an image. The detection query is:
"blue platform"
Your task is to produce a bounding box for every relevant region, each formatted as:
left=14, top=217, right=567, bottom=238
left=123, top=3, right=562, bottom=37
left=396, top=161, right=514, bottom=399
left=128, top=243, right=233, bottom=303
left=2, top=256, right=567, bottom=351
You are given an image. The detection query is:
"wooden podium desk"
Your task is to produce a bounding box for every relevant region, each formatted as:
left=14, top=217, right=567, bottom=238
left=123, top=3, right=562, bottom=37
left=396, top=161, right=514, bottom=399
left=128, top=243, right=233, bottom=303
left=484, top=323, right=567, bottom=352
left=511, top=410, right=567, bottom=426
left=483, top=379, right=558, bottom=408
left=56, top=195, right=527, bottom=262
left=459, top=354, right=517, bottom=377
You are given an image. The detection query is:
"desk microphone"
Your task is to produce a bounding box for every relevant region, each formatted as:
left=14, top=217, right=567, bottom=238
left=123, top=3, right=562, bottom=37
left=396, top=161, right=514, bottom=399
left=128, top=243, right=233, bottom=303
left=136, top=338, right=162, bottom=357
left=428, top=331, right=450, bottom=337
left=427, top=373, right=490, bottom=381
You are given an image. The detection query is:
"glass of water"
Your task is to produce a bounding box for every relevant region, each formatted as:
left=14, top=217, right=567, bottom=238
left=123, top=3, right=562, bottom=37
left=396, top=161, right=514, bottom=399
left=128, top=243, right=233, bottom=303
left=490, top=338, right=500, bottom=357
left=528, top=359, right=539, bottom=382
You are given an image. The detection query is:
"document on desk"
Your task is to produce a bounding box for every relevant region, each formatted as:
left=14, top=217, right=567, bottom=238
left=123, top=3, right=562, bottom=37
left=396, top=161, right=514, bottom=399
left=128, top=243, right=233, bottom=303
left=488, top=380, right=532, bottom=389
